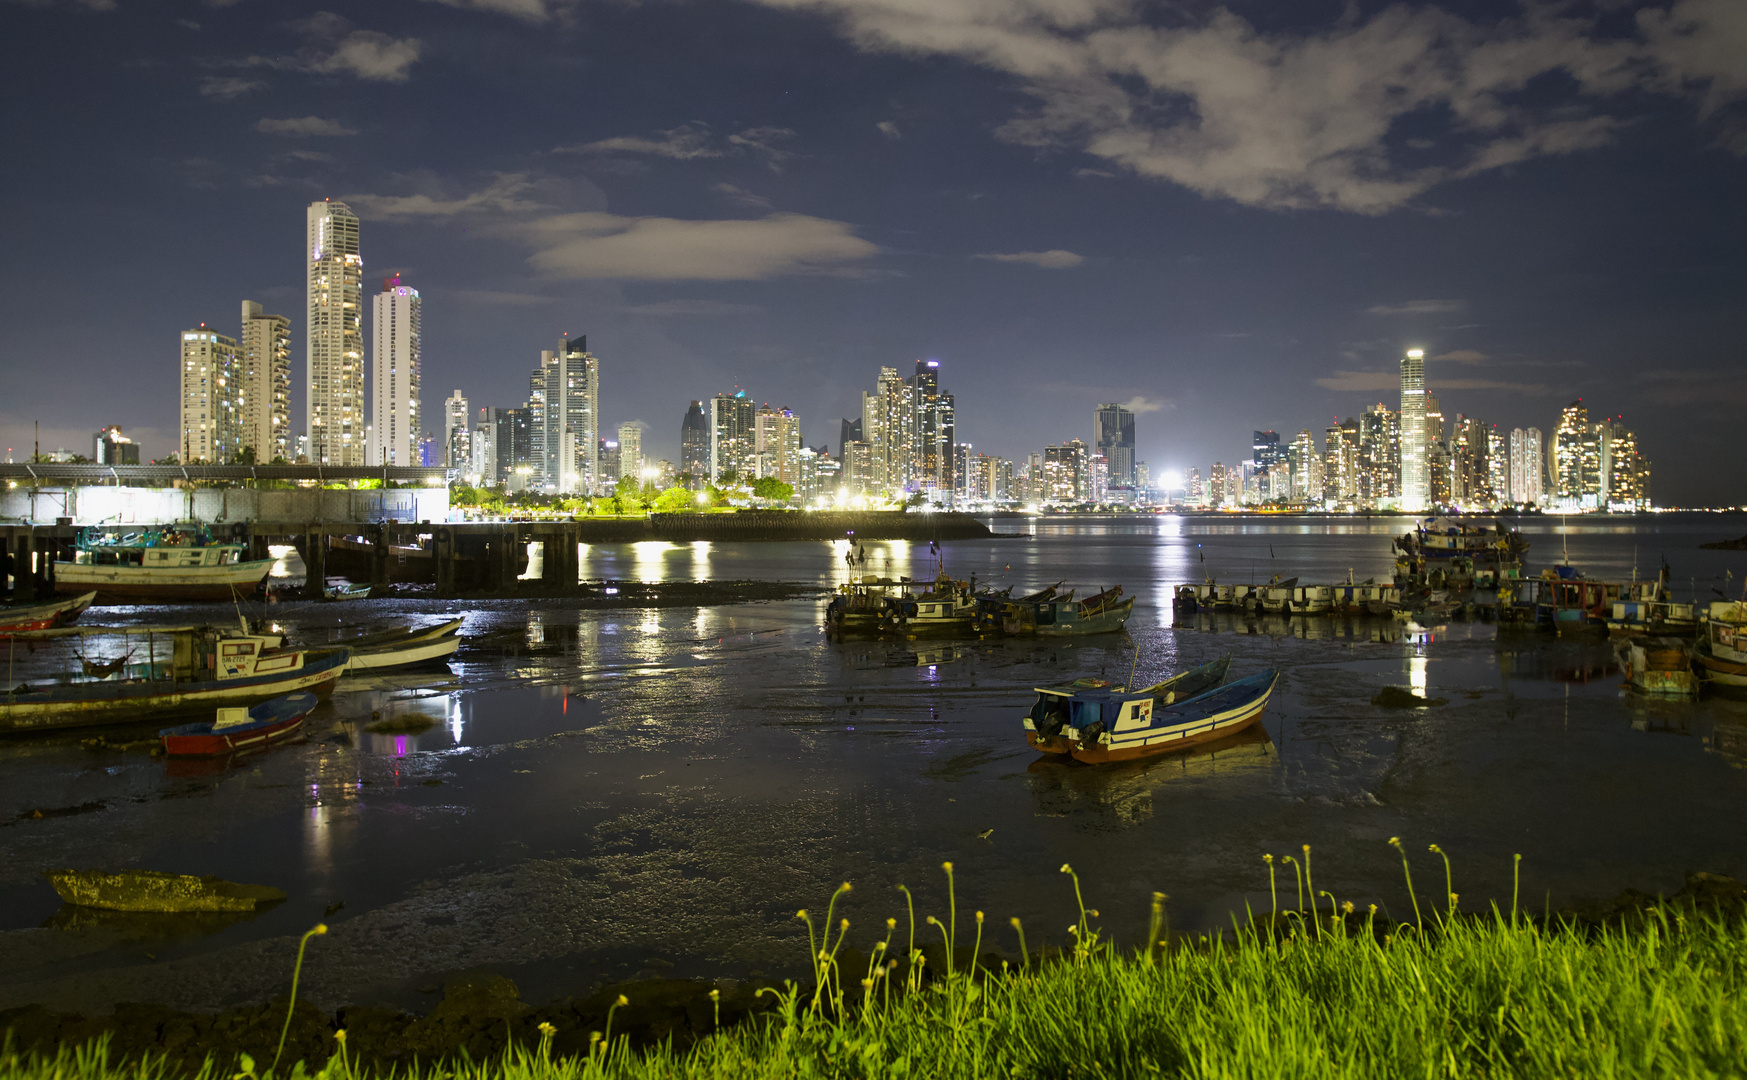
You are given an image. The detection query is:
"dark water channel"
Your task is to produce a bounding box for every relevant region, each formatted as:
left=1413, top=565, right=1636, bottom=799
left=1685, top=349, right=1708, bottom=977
left=3, top=513, right=1746, bottom=1015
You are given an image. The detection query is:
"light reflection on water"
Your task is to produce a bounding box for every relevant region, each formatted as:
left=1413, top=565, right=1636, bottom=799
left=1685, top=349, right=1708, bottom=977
left=2, top=513, right=1746, bottom=1014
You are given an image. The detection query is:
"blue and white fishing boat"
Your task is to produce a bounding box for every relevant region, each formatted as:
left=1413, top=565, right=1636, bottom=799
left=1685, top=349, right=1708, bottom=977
left=1023, top=656, right=1277, bottom=764
left=159, top=692, right=321, bottom=756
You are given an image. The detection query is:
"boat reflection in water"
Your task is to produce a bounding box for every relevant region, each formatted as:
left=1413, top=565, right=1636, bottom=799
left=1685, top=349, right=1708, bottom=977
left=1026, top=725, right=1275, bottom=830
left=1173, top=609, right=1412, bottom=644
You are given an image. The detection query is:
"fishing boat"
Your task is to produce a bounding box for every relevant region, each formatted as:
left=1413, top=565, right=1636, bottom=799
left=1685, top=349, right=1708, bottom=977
left=997, top=586, right=1134, bottom=636
left=826, top=573, right=979, bottom=639
left=324, top=581, right=373, bottom=601
left=54, top=526, right=274, bottom=604
left=1286, top=584, right=1335, bottom=615
left=42, top=868, right=285, bottom=912
left=1331, top=579, right=1397, bottom=615
left=1615, top=637, right=1696, bottom=698
left=1393, top=517, right=1528, bottom=578
left=0, top=591, right=97, bottom=637
left=1025, top=659, right=1273, bottom=764
left=159, top=691, right=320, bottom=756
left=1695, top=600, right=1747, bottom=689
left=1, top=625, right=347, bottom=733
left=1604, top=568, right=1698, bottom=635
left=340, top=618, right=464, bottom=671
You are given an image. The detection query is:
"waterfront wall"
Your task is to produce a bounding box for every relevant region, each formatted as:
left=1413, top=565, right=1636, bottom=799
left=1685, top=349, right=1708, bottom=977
left=0, top=486, right=450, bottom=526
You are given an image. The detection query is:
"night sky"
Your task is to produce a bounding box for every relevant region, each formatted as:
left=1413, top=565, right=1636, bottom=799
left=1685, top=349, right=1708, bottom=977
left=2, top=0, right=1743, bottom=504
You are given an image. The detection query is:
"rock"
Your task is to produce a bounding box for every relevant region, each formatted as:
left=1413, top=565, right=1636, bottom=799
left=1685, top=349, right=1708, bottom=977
left=1371, top=686, right=1448, bottom=708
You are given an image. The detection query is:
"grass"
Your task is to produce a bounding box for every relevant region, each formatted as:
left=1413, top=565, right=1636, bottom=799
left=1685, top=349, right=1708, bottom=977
left=7, top=845, right=1747, bottom=1079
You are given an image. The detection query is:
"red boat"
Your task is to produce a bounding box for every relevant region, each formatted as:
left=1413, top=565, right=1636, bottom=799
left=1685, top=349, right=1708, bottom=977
left=158, top=692, right=320, bottom=757
left=0, top=591, right=97, bottom=637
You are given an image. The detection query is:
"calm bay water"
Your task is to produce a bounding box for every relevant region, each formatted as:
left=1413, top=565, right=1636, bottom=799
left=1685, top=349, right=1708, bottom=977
left=3, top=512, right=1746, bottom=1014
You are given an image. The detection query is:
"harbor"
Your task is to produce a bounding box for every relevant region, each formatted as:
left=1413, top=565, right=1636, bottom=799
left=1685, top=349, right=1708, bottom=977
left=2, top=513, right=1745, bottom=1020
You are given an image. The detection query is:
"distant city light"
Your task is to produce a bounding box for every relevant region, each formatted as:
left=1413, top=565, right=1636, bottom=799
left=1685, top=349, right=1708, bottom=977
left=1406, top=348, right=1425, bottom=358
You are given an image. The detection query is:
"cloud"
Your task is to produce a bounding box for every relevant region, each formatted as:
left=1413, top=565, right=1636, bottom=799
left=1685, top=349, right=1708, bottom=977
left=523, top=212, right=879, bottom=281
left=449, top=290, right=558, bottom=306
left=621, top=299, right=763, bottom=316
left=343, top=173, right=548, bottom=219
left=1315, top=370, right=1548, bottom=393
left=255, top=116, right=357, bottom=137
left=749, top=0, right=1747, bottom=214
left=560, top=123, right=722, bottom=160
left=876, top=120, right=902, bottom=139
left=712, top=183, right=774, bottom=210
left=420, top=0, right=576, bottom=22
left=1367, top=299, right=1465, bottom=316
left=727, top=126, right=798, bottom=170
left=233, top=16, right=421, bottom=83
left=200, top=76, right=265, bottom=99
left=1119, top=395, right=1170, bottom=415
left=973, top=249, right=1085, bottom=269
left=1430, top=349, right=1488, bottom=364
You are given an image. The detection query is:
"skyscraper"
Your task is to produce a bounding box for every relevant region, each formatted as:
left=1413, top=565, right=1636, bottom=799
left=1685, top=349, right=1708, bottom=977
left=534, top=336, right=600, bottom=493
left=444, top=390, right=469, bottom=469
left=754, top=405, right=801, bottom=484
left=365, top=276, right=420, bottom=467
left=306, top=200, right=363, bottom=465
left=617, top=422, right=643, bottom=484
left=910, top=360, right=954, bottom=493
left=1509, top=427, right=1544, bottom=506
left=1554, top=400, right=1596, bottom=509
left=1094, top=404, right=1137, bottom=486
left=179, top=324, right=242, bottom=463
left=709, top=390, right=756, bottom=482
left=680, top=401, right=709, bottom=484
left=240, top=300, right=290, bottom=462
left=861, top=367, right=915, bottom=493
left=1289, top=428, right=1321, bottom=502
left=1398, top=349, right=1427, bottom=511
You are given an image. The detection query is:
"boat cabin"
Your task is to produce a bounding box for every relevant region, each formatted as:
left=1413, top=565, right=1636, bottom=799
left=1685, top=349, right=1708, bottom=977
left=1026, top=678, right=1154, bottom=740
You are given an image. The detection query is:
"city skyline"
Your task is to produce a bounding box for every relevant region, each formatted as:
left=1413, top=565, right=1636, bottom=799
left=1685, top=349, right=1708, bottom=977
left=2, top=3, right=1743, bottom=503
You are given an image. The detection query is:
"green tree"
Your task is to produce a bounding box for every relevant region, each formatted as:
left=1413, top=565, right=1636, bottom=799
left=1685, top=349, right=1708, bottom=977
left=653, top=486, right=700, bottom=513
left=229, top=447, right=257, bottom=465
left=614, top=474, right=647, bottom=513
left=752, top=476, right=795, bottom=503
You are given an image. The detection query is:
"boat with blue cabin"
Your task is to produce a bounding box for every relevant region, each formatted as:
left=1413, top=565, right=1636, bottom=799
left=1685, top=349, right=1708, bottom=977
left=1023, top=656, right=1280, bottom=764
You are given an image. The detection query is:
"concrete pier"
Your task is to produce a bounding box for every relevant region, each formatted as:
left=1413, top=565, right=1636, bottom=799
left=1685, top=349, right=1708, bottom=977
left=4, top=512, right=997, bottom=601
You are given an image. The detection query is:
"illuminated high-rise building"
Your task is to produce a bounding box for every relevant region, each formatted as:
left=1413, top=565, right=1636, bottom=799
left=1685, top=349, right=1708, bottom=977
left=910, top=360, right=956, bottom=494
left=618, top=422, right=644, bottom=484
left=861, top=367, right=915, bottom=493
left=1094, top=403, right=1137, bottom=486
left=368, top=275, right=420, bottom=467
left=1554, top=400, right=1597, bottom=509
left=179, top=324, right=242, bottom=463
left=444, top=390, right=469, bottom=469
left=534, top=336, right=600, bottom=493
left=1398, top=349, right=1428, bottom=511
left=240, top=300, right=290, bottom=462
left=1359, top=403, right=1399, bottom=506
left=305, top=199, right=363, bottom=465
left=1509, top=427, right=1544, bottom=506
left=680, top=401, right=709, bottom=484
left=710, top=390, right=756, bottom=482
left=754, top=405, right=801, bottom=484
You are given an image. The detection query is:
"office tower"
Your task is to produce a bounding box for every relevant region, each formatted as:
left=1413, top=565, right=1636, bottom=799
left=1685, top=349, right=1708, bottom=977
left=443, top=390, right=469, bottom=468
left=842, top=439, right=874, bottom=494
left=306, top=200, right=363, bottom=465
left=839, top=417, right=862, bottom=456
left=1323, top=420, right=1359, bottom=506
left=709, top=390, right=756, bottom=482
left=861, top=367, right=915, bottom=493
left=1089, top=453, right=1109, bottom=502
left=1509, top=427, right=1544, bottom=507
left=1554, top=400, right=1595, bottom=509
left=528, top=353, right=552, bottom=485
left=680, top=401, right=709, bottom=484
left=1357, top=403, right=1400, bottom=506
left=599, top=438, right=620, bottom=485
left=535, top=336, right=600, bottom=493
left=93, top=426, right=139, bottom=465
left=1449, top=415, right=1490, bottom=507
left=1289, top=428, right=1321, bottom=503
left=617, top=422, right=643, bottom=484
left=1398, top=349, right=1428, bottom=511
left=754, top=405, right=801, bottom=483
left=1424, top=390, right=1445, bottom=448
left=1427, top=440, right=1452, bottom=507
left=1094, top=404, right=1138, bottom=487
left=1251, top=430, right=1287, bottom=474
left=240, top=300, right=290, bottom=462
left=1042, top=440, right=1089, bottom=503
left=1184, top=467, right=1203, bottom=508
left=179, top=325, right=242, bottom=463
left=367, top=276, right=421, bottom=467
left=910, top=360, right=955, bottom=493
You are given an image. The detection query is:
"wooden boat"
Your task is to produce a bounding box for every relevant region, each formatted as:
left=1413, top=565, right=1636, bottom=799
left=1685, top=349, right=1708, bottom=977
left=1001, top=594, right=1135, bottom=637
left=42, top=868, right=285, bottom=912
left=341, top=618, right=464, bottom=671
left=1605, top=577, right=1698, bottom=635
left=159, top=691, right=320, bottom=756
left=324, top=581, right=373, bottom=601
left=826, top=573, right=978, bottom=639
left=1696, top=600, right=1747, bottom=689
left=1615, top=637, right=1696, bottom=698
left=1025, top=660, right=1272, bottom=764
left=54, top=526, right=274, bottom=604
left=326, top=534, right=436, bottom=583
left=1, top=626, right=347, bottom=733
left=1286, top=585, right=1335, bottom=615
left=0, top=591, right=96, bottom=637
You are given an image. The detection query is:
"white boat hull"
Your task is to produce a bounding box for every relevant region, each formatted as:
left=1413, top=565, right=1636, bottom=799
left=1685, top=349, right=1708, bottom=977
left=55, top=560, right=274, bottom=603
